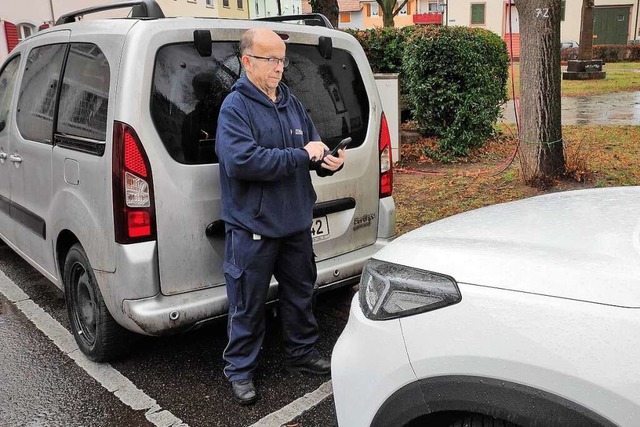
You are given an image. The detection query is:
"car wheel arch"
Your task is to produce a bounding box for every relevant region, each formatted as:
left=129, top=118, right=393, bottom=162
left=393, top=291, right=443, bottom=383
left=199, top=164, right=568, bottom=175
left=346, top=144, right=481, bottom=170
left=370, top=375, right=616, bottom=427
left=56, top=229, right=80, bottom=286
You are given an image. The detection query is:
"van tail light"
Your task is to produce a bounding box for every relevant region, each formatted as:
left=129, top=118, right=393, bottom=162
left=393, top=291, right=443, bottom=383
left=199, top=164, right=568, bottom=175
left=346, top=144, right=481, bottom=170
left=379, top=113, right=393, bottom=198
left=112, top=122, right=157, bottom=244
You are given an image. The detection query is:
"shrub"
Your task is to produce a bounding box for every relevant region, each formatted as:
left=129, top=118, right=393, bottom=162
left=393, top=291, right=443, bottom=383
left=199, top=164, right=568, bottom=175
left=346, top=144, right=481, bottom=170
left=343, top=27, right=414, bottom=74
left=593, top=44, right=640, bottom=62
left=402, top=26, right=509, bottom=156
left=562, top=44, right=640, bottom=62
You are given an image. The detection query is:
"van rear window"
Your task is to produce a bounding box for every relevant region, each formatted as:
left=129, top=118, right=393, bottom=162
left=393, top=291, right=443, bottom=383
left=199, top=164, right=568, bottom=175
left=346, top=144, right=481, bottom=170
left=150, top=41, right=369, bottom=165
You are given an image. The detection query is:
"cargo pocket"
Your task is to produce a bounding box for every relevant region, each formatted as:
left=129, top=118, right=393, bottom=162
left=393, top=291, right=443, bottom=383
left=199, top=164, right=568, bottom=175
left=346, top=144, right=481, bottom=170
left=223, top=261, right=245, bottom=309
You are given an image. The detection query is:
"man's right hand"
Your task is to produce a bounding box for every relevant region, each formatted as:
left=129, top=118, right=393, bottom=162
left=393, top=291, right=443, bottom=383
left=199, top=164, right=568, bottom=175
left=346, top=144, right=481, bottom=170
left=304, top=141, right=329, bottom=162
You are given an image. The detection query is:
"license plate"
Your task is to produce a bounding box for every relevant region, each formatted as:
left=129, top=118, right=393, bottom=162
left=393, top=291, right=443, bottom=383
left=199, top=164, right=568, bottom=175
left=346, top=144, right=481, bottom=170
left=311, top=216, right=330, bottom=242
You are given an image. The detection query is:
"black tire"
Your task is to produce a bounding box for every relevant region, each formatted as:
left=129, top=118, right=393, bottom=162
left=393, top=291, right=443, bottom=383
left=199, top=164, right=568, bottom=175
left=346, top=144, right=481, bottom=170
left=449, top=414, right=518, bottom=427
left=64, top=243, right=132, bottom=362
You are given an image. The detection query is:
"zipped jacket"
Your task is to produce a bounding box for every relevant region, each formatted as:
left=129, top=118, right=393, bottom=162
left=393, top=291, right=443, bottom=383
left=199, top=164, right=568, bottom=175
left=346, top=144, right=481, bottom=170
left=215, top=76, right=322, bottom=238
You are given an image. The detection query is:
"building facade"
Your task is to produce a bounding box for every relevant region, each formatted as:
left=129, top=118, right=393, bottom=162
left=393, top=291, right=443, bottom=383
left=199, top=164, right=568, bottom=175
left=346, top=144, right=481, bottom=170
left=335, top=0, right=639, bottom=57
left=0, top=0, right=225, bottom=62
left=249, top=0, right=303, bottom=19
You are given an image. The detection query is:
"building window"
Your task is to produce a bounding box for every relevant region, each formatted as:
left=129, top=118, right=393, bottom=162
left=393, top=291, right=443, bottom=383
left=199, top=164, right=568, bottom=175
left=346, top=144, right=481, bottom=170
left=237, top=0, right=243, bottom=9
left=223, top=0, right=229, bottom=7
left=340, top=12, right=351, bottom=23
left=428, top=1, right=444, bottom=12
left=398, top=1, right=408, bottom=15
left=470, top=3, right=485, bottom=25
left=17, top=24, right=35, bottom=42
left=206, top=0, right=214, bottom=7
left=371, top=3, right=379, bottom=16
left=255, top=0, right=259, bottom=14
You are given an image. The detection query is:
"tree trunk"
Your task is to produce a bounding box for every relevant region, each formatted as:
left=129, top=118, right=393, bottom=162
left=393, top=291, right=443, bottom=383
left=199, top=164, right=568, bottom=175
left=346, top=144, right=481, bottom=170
left=377, top=0, right=410, bottom=27
left=377, top=0, right=395, bottom=27
left=513, top=0, right=565, bottom=185
left=578, top=0, right=594, bottom=60
left=310, top=0, right=339, bottom=28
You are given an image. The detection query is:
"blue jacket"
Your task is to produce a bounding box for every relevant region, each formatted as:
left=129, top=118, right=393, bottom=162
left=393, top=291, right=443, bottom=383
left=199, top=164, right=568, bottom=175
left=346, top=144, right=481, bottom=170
left=215, top=76, right=322, bottom=238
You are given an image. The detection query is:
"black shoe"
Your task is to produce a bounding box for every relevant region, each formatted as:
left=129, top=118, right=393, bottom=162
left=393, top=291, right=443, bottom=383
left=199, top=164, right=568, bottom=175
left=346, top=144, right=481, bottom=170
left=231, top=379, right=258, bottom=405
left=285, top=355, right=331, bottom=375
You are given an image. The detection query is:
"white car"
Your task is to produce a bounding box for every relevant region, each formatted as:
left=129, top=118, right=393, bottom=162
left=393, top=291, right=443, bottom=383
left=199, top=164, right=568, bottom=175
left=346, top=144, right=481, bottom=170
left=333, top=186, right=640, bottom=427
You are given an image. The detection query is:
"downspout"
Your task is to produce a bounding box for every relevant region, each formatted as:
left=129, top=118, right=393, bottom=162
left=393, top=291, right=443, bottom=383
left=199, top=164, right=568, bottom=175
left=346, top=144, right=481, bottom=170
left=444, top=0, right=448, bottom=26
left=635, top=0, right=639, bottom=40
left=49, top=0, right=55, bottom=22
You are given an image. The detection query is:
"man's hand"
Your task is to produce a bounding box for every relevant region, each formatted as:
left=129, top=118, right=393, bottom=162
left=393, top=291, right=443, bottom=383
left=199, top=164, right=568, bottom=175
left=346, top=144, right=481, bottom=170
left=304, top=141, right=329, bottom=162
left=321, top=149, right=345, bottom=171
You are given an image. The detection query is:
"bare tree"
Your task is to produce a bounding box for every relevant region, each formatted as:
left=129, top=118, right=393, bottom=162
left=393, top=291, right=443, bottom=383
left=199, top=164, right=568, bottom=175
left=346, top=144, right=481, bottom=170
left=310, top=0, right=339, bottom=28
left=377, top=0, right=410, bottom=27
left=513, top=0, right=565, bottom=185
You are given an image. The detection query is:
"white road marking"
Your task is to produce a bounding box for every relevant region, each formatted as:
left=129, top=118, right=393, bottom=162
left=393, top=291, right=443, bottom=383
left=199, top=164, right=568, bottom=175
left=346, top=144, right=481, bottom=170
left=0, top=266, right=334, bottom=427
left=248, top=380, right=333, bottom=427
left=0, top=269, right=187, bottom=427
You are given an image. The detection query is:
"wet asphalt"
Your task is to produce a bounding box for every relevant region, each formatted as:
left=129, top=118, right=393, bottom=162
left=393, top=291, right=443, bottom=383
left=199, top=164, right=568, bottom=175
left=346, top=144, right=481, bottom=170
left=0, top=241, right=353, bottom=427
left=501, top=90, right=640, bottom=125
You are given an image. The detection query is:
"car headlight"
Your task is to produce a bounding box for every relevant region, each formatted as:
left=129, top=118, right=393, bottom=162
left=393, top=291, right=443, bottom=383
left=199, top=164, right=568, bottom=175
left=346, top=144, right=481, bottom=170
left=359, top=259, right=461, bottom=320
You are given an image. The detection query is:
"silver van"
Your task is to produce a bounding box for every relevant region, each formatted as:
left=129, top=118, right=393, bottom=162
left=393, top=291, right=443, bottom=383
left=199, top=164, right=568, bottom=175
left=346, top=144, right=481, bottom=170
left=0, top=0, right=396, bottom=361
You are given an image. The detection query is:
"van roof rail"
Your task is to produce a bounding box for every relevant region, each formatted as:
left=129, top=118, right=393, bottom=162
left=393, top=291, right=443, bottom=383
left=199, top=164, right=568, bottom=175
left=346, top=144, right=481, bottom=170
left=55, top=0, right=165, bottom=25
left=255, top=14, right=334, bottom=29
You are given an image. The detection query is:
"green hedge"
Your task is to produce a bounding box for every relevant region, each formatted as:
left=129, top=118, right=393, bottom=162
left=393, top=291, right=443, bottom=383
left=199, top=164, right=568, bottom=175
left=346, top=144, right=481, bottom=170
left=343, top=27, right=413, bottom=74
left=561, top=44, right=640, bottom=62
left=346, top=26, right=509, bottom=156
left=403, top=26, right=509, bottom=156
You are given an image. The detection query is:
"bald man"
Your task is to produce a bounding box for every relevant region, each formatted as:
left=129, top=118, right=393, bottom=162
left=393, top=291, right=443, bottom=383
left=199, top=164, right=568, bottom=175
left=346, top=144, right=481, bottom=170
left=215, top=28, right=345, bottom=405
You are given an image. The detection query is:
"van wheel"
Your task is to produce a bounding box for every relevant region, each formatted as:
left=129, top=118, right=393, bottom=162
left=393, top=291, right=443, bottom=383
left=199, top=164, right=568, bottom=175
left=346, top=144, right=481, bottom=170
left=64, top=243, right=131, bottom=362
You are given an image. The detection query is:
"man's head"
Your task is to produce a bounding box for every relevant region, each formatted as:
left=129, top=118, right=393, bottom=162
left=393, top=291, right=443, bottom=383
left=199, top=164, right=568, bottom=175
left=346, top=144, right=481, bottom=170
left=240, top=28, right=287, bottom=99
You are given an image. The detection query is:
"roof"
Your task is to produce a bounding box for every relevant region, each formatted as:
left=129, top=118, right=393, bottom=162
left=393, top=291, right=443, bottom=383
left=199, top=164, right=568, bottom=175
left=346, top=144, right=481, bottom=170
left=301, top=0, right=362, bottom=14
left=338, top=0, right=362, bottom=12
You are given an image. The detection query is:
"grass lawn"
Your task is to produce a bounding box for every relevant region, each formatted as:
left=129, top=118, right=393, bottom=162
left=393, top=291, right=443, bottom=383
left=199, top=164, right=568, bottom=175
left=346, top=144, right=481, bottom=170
left=395, top=62, right=640, bottom=236
left=394, top=125, right=640, bottom=235
left=507, top=62, right=640, bottom=99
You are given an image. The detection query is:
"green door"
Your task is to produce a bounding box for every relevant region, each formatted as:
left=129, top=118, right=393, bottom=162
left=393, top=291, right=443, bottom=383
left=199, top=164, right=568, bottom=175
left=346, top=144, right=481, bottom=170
left=593, top=7, right=630, bottom=45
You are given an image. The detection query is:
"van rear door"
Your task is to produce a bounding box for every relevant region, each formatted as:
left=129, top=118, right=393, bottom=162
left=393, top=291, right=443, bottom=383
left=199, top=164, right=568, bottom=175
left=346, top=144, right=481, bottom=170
left=148, top=26, right=382, bottom=296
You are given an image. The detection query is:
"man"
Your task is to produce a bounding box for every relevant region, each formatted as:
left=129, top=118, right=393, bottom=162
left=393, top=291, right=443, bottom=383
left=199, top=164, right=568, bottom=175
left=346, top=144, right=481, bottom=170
left=215, top=28, right=345, bottom=405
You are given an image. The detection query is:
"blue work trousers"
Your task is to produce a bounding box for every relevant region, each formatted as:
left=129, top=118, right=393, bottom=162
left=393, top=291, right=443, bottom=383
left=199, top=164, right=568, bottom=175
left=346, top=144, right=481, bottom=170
left=222, top=226, right=320, bottom=381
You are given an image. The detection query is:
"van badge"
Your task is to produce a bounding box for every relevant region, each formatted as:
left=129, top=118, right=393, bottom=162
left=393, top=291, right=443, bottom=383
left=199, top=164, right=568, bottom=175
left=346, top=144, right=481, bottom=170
left=353, top=213, right=376, bottom=231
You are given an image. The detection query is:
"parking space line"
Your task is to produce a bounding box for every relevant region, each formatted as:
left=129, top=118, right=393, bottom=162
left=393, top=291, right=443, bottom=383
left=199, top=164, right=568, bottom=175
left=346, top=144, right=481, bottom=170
left=248, top=380, right=333, bottom=427
left=0, top=269, right=187, bottom=427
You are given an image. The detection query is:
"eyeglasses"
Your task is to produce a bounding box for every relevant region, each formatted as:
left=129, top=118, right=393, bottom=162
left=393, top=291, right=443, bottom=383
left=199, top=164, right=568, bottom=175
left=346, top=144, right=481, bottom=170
left=246, top=54, right=289, bottom=68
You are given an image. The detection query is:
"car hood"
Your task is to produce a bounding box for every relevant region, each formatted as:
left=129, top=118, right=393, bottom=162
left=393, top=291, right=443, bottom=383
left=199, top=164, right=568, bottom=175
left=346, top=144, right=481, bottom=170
left=375, top=187, right=640, bottom=307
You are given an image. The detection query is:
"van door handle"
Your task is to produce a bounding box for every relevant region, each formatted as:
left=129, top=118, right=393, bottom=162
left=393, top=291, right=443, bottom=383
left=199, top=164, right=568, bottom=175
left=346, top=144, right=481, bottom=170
left=0, top=152, right=6, bottom=161
left=9, top=154, right=22, bottom=163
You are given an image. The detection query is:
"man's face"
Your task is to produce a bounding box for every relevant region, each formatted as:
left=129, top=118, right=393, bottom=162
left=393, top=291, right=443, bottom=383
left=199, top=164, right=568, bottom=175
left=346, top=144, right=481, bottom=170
left=243, top=31, right=286, bottom=96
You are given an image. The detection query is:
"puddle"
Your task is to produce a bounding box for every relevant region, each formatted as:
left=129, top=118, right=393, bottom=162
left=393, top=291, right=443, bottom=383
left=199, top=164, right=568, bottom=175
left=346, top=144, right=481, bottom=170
left=502, top=91, right=640, bottom=125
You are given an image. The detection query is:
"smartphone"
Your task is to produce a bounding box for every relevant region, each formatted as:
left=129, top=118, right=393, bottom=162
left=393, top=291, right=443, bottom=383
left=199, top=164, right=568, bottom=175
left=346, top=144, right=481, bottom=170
left=330, top=137, right=352, bottom=157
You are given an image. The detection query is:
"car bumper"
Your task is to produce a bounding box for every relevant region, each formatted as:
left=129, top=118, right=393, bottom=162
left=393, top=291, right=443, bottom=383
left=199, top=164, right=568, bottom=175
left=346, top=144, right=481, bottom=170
left=102, top=238, right=393, bottom=336
left=332, top=294, right=416, bottom=427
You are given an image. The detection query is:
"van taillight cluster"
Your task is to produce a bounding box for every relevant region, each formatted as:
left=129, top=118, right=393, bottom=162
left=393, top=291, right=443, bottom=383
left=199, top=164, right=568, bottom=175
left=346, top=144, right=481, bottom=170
left=112, top=122, right=157, bottom=243
left=379, top=113, right=393, bottom=198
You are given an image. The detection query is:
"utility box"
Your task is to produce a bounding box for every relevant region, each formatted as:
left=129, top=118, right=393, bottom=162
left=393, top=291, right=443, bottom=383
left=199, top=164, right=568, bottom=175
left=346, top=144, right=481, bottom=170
left=374, top=73, right=400, bottom=163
